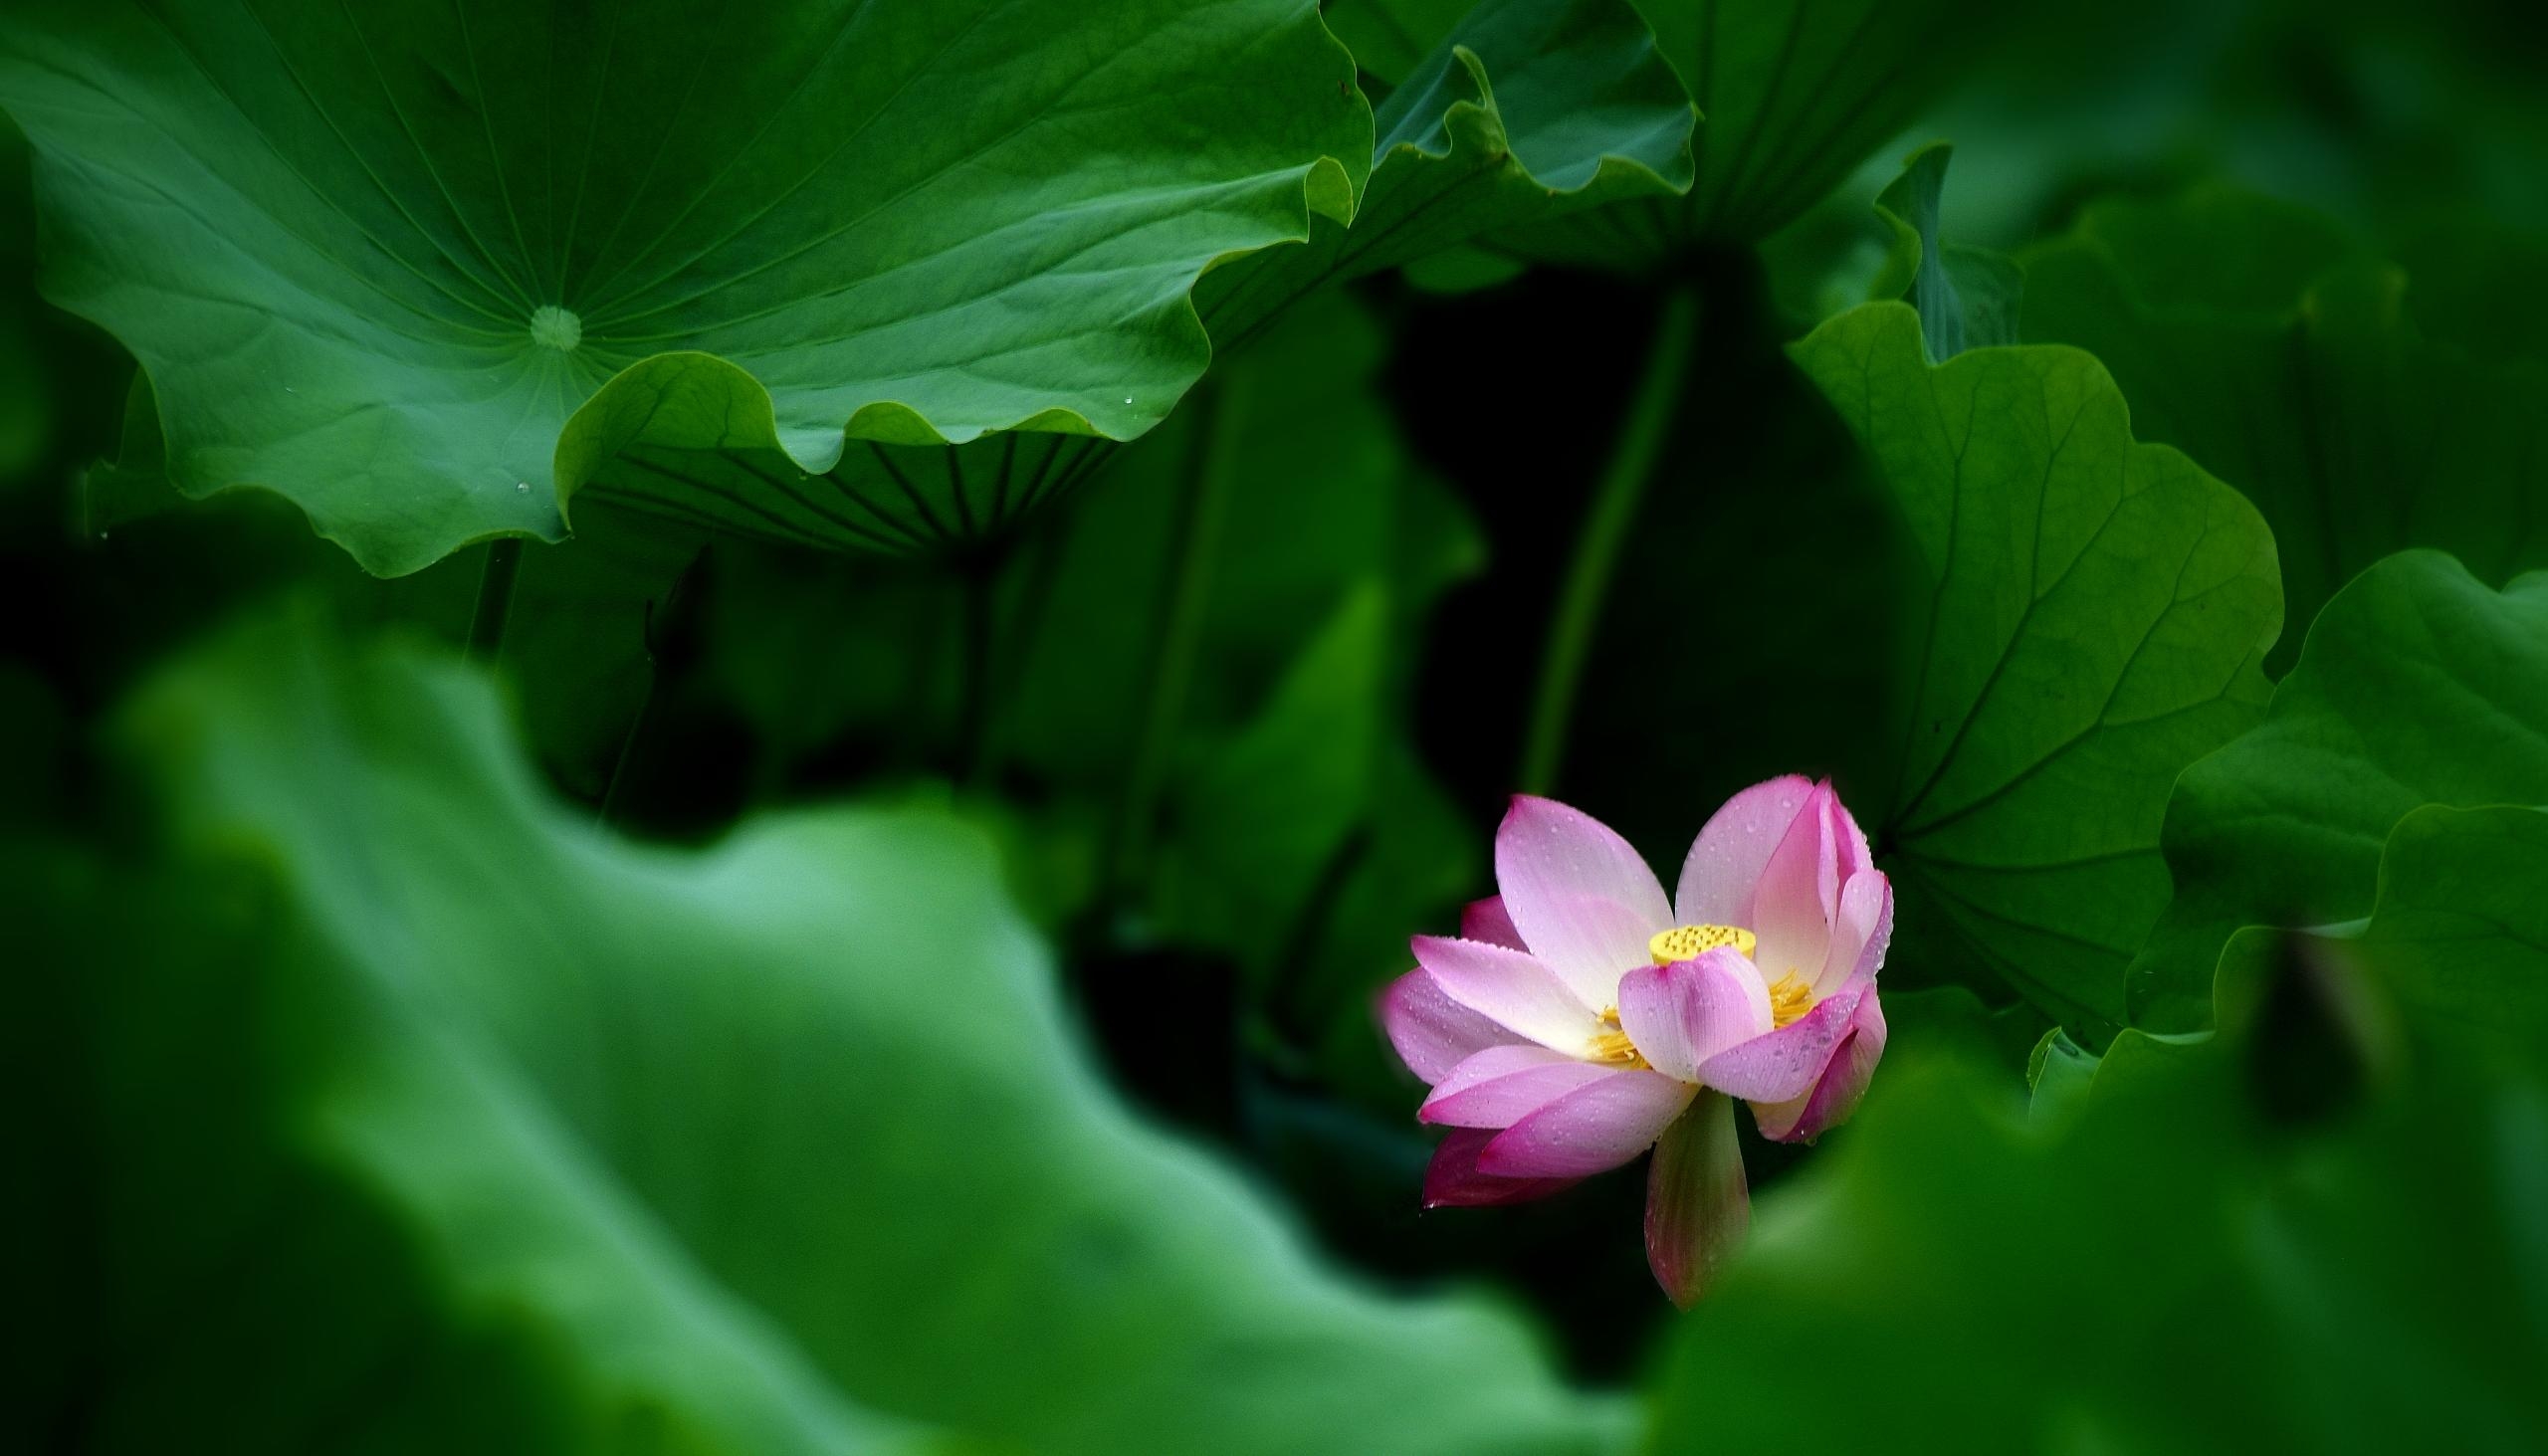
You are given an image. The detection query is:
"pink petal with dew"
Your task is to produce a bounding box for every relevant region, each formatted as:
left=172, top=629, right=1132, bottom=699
left=1812, top=867, right=1893, bottom=997
left=1423, top=1128, right=1582, bottom=1208
left=1831, top=790, right=1874, bottom=883
left=1645, top=1092, right=1750, bottom=1309
left=1461, top=896, right=1526, bottom=950
left=1674, top=775, right=1814, bottom=927
left=1749, top=781, right=1843, bottom=987
left=1425, top=1043, right=1583, bottom=1103
left=1380, top=967, right=1526, bottom=1085
left=1422, top=1055, right=1621, bottom=1130
left=1752, top=985, right=1888, bottom=1143
left=1696, top=975, right=1870, bottom=1104
left=1615, top=947, right=1772, bottom=1083
left=1412, top=935, right=1599, bottom=1053
left=1495, top=796, right=1673, bottom=1000
left=1476, top=1068, right=1695, bottom=1179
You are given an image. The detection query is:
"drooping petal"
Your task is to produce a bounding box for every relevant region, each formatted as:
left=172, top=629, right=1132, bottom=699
left=1811, top=867, right=1893, bottom=997
left=1748, top=781, right=1842, bottom=989
left=1695, top=974, right=1871, bottom=1104
left=1674, top=774, right=1814, bottom=927
left=1494, top=796, right=1673, bottom=1005
left=1380, top=967, right=1524, bottom=1085
left=1460, top=896, right=1526, bottom=950
left=1752, top=986, right=1888, bottom=1143
left=1421, top=1054, right=1620, bottom=1130
left=1475, top=1068, right=1694, bottom=1179
left=1644, top=1092, right=1750, bottom=1309
left=1614, top=947, right=1773, bottom=1083
left=1422, top=1128, right=1582, bottom=1207
left=1411, top=935, right=1601, bottom=1053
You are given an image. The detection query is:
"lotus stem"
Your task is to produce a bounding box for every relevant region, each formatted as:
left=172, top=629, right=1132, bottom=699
left=1517, top=284, right=1699, bottom=794
left=1106, top=373, right=1245, bottom=898
left=466, top=537, right=525, bottom=665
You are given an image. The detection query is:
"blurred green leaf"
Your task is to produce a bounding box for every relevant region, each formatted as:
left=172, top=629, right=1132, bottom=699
left=1644, top=1033, right=2548, bottom=1454
left=0, top=0, right=1368, bottom=572
left=2130, top=551, right=2548, bottom=1032
left=1791, top=302, right=2281, bottom=1028
left=2392, top=221, right=2548, bottom=367
left=57, top=610, right=1626, bottom=1454
left=2021, top=188, right=2548, bottom=668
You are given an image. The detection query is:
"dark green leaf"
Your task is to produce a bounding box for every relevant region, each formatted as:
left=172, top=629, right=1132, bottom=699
left=1195, top=0, right=1696, bottom=349
left=2130, top=551, right=2548, bottom=1031
left=1791, top=302, right=2281, bottom=1027
left=2343, top=804, right=2548, bottom=1062
left=1512, top=0, right=2022, bottom=264
left=2021, top=188, right=2548, bottom=668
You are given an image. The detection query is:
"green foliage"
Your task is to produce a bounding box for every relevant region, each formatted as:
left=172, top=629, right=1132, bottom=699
left=13, top=3, right=2548, bottom=1445
left=0, top=0, right=1368, bottom=573
left=2341, top=805, right=2548, bottom=1059
left=1200, top=0, right=1695, bottom=345
left=1790, top=302, right=2280, bottom=1028
left=45, top=610, right=1625, bottom=1454
left=1867, top=143, right=2021, bottom=359
left=1644, top=1033, right=2548, bottom=1454
left=2130, top=551, right=2548, bottom=1031
left=1512, top=0, right=2022, bottom=266
left=2022, top=189, right=2548, bottom=667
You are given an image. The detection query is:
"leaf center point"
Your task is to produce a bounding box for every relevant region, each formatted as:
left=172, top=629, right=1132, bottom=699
left=529, top=305, right=583, bottom=352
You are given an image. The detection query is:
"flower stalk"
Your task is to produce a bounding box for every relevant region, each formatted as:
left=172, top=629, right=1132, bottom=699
left=466, top=536, right=525, bottom=665
left=1517, top=284, right=1698, bottom=794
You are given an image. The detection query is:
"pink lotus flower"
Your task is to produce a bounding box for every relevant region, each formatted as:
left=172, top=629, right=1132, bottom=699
left=1380, top=777, right=1892, bottom=1306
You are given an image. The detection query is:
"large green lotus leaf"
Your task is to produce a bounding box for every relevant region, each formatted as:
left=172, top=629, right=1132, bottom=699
left=580, top=0, right=1696, bottom=558
left=0, top=0, right=1368, bottom=574
left=2259, top=804, right=2548, bottom=1067
left=2021, top=188, right=2548, bottom=670
left=2128, top=551, right=2548, bottom=1032
left=68, top=611, right=1625, bottom=1454
left=1641, top=1036, right=2548, bottom=1453
left=1790, top=303, right=2281, bottom=1028
left=1196, top=0, right=1695, bottom=355
left=1509, top=0, right=2019, bottom=266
